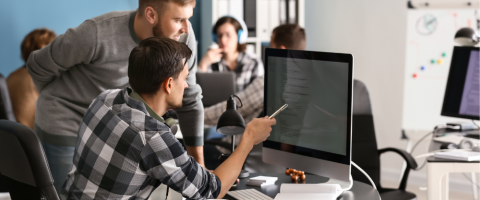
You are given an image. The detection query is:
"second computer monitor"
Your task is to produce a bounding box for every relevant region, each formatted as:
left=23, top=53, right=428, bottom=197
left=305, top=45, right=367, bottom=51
left=263, top=48, right=353, bottom=182
left=441, top=46, right=480, bottom=120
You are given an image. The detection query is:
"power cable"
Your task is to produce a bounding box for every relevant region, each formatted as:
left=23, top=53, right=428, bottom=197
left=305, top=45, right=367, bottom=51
left=351, top=161, right=376, bottom=190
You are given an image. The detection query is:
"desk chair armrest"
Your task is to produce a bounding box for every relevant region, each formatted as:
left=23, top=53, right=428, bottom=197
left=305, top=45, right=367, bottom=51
left=378, top=147, right=418, bottom=191
left=378, top=148, right=418, bottom=169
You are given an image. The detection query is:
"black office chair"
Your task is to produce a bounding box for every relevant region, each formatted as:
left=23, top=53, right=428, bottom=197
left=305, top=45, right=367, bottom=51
left=351, top=80, right=417, bottom=200
left=0, top=74, right=16, bottom=121
left=0, top=120, right=60, bottom=200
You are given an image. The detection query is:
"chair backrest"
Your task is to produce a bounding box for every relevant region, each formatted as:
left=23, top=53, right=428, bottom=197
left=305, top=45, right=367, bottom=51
left=0, top=120, right=59, bottom=200
left=350, top=80, right=381, bottom=188
left=0, top=74, right=15, bottom=121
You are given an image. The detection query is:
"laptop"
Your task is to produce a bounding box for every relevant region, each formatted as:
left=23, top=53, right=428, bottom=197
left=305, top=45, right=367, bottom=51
left=197, top=72, right=236, bottom=107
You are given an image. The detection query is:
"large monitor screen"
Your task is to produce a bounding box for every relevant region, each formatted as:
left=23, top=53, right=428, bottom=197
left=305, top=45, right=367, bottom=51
left=441, top=46, right=480, bottom=120
left=263, top=49, right=353, bottom=165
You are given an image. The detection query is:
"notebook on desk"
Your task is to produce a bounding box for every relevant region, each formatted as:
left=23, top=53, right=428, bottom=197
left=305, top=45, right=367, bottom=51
left=274, top=184, right=342, bottom=200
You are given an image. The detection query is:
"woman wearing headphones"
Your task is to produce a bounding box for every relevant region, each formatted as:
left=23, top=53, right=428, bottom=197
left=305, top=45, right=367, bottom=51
left=198, top=16, right=264, bottom=92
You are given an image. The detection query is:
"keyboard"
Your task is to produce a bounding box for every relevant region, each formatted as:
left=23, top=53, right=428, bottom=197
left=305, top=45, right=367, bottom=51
left=227, top=189, right=273, bottom=200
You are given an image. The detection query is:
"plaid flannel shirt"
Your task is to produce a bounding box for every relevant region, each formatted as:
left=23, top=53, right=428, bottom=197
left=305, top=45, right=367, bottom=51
left=207, top=52, right=264, bottom=92
left=204, top=77, right=264, bottom=125
left=61, top=88, right=221, bottom=200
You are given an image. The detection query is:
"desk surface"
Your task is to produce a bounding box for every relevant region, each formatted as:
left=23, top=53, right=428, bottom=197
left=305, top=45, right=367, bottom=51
left=226, top=172, right=380, bottom=200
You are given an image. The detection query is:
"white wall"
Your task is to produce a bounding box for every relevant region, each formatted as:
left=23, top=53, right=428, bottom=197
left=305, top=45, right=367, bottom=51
left=304, top=0, right=408, bottom=162
left=304, top=1, right=479, bottom=195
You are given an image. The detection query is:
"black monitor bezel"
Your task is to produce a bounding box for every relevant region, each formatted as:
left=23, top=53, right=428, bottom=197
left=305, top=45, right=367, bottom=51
left=263, top=48, right=353, bottom=165
left=441, top=46, right=480, bottom=120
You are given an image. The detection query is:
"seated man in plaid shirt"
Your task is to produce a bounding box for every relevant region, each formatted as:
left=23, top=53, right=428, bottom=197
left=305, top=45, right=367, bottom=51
left=61, top=37, right=276, bottom=200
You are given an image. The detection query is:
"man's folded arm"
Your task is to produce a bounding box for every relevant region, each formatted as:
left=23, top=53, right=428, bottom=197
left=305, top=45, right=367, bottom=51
left=26, top=20, right=97, bottom=92
left=249, top=58, right=265, bottom=83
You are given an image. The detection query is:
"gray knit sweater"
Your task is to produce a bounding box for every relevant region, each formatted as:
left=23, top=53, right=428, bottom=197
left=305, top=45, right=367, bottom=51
left=26, top=10, right=204, bottom=147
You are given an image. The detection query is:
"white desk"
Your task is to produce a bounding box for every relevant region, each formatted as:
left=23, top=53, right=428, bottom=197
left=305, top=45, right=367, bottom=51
left=427, top=156, right=480, bottom=200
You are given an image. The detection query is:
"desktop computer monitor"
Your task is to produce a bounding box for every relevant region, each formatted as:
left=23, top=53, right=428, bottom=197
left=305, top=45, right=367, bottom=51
left=262, top=48, right=354, bottom=183
left=441, top=46, right=480, bottom=120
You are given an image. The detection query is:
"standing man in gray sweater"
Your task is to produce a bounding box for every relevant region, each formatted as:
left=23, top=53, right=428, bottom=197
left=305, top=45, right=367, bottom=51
left=26, top=0, right=205, bottom=192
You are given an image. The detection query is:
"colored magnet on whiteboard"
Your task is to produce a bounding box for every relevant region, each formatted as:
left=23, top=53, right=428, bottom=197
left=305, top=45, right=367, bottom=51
left=431, top=59, right=435, bottom=64
left=421, top=66, right=425, bottom=71
left=413, top=73, right=418, bottom=78
left=438, top=59, right=443, bottom=64
left=442, top=52, right=446, bottom=57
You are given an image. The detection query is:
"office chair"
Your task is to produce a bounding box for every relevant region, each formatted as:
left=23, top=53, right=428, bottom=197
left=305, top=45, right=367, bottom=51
left=351, top=80, right=417, bottom=200
left=0, top=74, right=15, bottom=121
left=0, top=120, right=60, bottom=200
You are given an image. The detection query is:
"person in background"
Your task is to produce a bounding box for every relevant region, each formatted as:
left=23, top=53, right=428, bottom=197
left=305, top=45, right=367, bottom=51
left=198, top=16, right=264, bottom=93
left=199, top=16, right=264, bottom=142
left=204, top=24, right=306, bottom=174
left=204, top=24, right=306, bottom=126
left=7, top=28, right=56, bottom=129
left=26, top=0, right=206, bottom=192
left=270, top=23, right=306, bottom=50
left=62, top=37, right=276, bottom=200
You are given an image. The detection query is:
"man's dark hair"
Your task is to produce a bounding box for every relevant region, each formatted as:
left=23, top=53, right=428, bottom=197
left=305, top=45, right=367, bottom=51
left=272, top=24, right=306, bottom=50
left=128, top=37, right=192, bottom=95
left=138, top=0, right=196, bottom=16
left=21, top=28, right=56, bottom=62
left=212, top=16, right=247, bottom=52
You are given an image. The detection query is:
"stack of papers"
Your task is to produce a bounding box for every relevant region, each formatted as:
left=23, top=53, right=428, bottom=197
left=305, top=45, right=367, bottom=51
left=246, top=176, right=278, bottom=187
left=434, top=151, right=480, bottom=161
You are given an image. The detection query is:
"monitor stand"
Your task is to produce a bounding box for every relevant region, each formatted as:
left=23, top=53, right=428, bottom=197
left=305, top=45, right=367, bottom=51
left=323, top=176, right=352, bottom=190
left=323, top=175, right=353, bottom=199
left=309, top=174, right=352, bottom=199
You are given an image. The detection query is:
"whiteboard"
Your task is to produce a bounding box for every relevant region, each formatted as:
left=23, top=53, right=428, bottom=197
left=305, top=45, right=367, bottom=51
left=402, top=9, right=479, bottom=130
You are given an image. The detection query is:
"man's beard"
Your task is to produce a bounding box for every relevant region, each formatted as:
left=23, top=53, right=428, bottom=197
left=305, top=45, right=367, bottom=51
left=167, top=97, right=183, bottom=110
left=153, top=22, right=164, bottom=37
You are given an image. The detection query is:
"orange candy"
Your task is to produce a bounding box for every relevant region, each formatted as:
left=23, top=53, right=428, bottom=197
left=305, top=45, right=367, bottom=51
left=287, top=168, right=306, bottom=182
left=285, top=169, right=291, bottom=175
left=300, top=174, right=306, bottom=180
left=291, top=175, right=299, bottom=181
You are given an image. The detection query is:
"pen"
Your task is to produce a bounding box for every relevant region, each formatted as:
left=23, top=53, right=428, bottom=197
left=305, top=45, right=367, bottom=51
left=269, top=104, right=288, bottom=119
